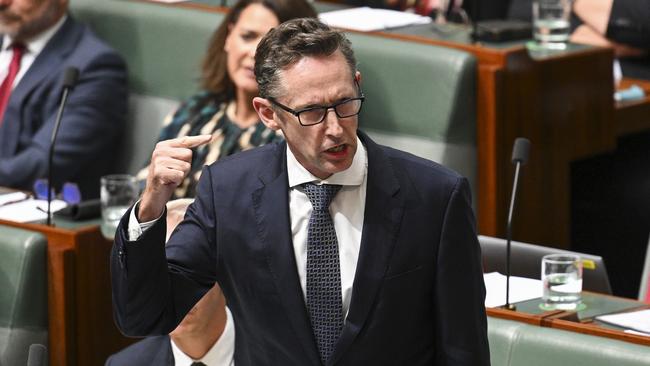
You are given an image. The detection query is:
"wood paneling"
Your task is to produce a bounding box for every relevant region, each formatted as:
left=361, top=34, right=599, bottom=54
left=0, top=219, right=135, bottom=366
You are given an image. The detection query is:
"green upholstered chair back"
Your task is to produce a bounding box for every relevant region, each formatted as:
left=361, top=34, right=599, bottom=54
left=479, top=235, right=613, bottom=294
left=488, top=317, right=650, bottom=366
left=0, top=225, right=47, bottom=366
left=71, top=0, right=224, bottom=175
left=72, top=0, right=221, bottom=99
left=71, top=0, right=477, bottom=193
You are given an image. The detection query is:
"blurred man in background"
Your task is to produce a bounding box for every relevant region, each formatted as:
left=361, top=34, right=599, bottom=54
left=0, top=0, right=127, bottom=198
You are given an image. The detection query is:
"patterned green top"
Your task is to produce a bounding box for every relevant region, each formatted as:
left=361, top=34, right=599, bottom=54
left=137, top=91, right=283, bottom=198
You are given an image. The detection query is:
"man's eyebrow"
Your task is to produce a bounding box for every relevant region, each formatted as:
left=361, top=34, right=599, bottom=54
left=296, top=95, right=355, bottom=110
left=298, top=103, right=325, bottom=110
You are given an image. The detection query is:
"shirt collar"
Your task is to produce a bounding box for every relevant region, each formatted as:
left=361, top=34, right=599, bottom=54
left=170, top=307, right=235, bottom=366
left=3, top=14, right=67, bottom=54
left=287, top=135, right=367, bottom=188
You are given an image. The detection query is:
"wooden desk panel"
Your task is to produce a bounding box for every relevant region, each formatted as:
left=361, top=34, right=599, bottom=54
left=487, top=307, right=650, bottom=347
left=0, top=219, right=135, bottom=366
left=549, top=317, right=650, bottom=347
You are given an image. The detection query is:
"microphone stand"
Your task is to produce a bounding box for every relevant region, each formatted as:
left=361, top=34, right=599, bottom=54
left=504, top=137, right=530, bottom=311
left=505, top=160, right=522, bottom=310
left=46, top=89, right=70, bottom=225
left=46, top=68, right=79, bottom=226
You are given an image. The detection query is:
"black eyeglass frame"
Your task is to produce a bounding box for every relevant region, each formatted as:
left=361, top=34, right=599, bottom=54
left=267, top=81, right=365, bottom=126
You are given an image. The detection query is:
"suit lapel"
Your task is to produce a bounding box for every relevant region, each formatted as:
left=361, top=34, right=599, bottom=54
left=251, top=142, right=321, bottom=365
left=1, top=16, right=81, bottom=156
left=329, top=132, right=404, bottom=365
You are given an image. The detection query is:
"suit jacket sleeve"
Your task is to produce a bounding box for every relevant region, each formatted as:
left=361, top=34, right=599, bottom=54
left=434, top=177, right=490, bottom=365
left=0, top=40, right=127, bottom=193
left=111, top=167, right=217, bottom=336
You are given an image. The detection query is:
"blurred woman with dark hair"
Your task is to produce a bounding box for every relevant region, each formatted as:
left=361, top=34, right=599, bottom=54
left=138, top=0, right=317, bottom=198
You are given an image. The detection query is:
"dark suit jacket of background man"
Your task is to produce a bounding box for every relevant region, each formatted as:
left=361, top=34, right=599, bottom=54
left=105, top=335, right=173, bottom=366
left=111, top=131, right=490, bottom=365
left=0, top=15, right=127, bottom=198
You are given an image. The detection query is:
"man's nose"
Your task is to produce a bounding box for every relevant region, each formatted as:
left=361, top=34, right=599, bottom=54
left=323, top=109, right=344, bottom=136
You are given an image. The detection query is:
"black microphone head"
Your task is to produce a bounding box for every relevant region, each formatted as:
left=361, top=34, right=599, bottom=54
left=27, top=344, right=47, bottom=366
left=511, top=137, right=531, bottom=165
left=63, top=67, right=79, bottom=90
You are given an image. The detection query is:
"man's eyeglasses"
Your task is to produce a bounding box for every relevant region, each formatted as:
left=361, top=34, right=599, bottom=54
left=268, top=82, right=365, bottom=126
left=33, top=179, right=82, bottom=204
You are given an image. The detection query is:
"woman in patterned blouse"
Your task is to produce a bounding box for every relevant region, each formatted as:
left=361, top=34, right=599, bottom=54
left=138, top=0, right=317, bottom=198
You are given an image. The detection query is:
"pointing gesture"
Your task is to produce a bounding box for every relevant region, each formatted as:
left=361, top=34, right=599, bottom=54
left=138, top=135, right=212, bottom=222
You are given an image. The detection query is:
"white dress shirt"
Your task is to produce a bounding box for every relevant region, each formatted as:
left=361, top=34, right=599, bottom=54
left=129, top=138, right=368, bottom=317
left=170, top=307, right=235, bottom=366
left=286, top=137, right=367, bottom=317
left=0, top=15, right=67, bottom=89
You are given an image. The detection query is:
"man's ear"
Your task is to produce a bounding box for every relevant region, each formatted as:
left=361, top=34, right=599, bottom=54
left=253, top=97, right=280, bottom=130
left=355, top=71, right=362, bottom=84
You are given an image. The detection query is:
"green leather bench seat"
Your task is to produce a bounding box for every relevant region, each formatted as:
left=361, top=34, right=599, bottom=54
left=0, top=225, right=47, bottom=366
left=71, top=0, right=477, bottom=193
left=488, top=316, right=650, bottom=366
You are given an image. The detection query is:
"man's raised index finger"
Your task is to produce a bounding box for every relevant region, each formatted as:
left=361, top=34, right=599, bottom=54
left=174, top=134, right=213, bottom=148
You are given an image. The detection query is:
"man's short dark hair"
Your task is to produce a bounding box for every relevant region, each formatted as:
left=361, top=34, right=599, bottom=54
left=254, top=18, right=357, bottom=99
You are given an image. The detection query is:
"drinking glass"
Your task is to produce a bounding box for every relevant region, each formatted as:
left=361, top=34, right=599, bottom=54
left=533, top=0, right=572, bottom=49
left=100, top=174, right=138, bottom=239
left=541, top=253, right=583, bottom=310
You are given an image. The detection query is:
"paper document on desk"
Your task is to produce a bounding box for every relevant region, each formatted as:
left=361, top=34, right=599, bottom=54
left=0, top=198, right=67, bottom=223
left=483, top=272, right=544, bottom=308
left=597, top=309, right=650, bottom=334
left=0, top=191, right=29, bottom=206
left=319, top=7, right=431, bottom=32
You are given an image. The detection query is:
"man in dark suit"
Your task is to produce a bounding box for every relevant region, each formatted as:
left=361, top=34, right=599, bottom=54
left=0, top=0, right=127, bottom=198
left=106, top=284, right=234, bottom=366
left=111, top=18, right=489, bottom=365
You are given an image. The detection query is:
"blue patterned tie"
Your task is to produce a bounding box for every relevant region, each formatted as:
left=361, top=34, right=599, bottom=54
left=302, top=182, right=343, bottom=364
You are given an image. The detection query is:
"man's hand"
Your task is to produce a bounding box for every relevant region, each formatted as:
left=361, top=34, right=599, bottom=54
left=138, top=135, right=212, bottom=222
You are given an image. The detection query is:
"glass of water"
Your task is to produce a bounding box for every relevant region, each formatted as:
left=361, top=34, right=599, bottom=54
left=533, top=0, right=572, bottom=49
left=100, top=174, right=138, bottom=239
left=541, top=253, right=583, bottom=310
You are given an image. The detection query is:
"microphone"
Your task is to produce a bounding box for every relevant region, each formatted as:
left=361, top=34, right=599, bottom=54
left=27, top=344, right=47, bottom=366
left=505, top=137, right=530, bottom=310
left=46, top=67, right=79, bottom=226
